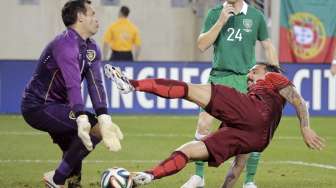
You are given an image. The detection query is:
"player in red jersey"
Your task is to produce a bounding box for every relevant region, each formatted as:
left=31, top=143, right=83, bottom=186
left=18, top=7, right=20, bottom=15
left=104, top=63, right=325, bottom=187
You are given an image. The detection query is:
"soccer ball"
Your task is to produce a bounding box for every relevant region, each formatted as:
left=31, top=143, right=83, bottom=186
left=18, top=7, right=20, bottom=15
left=100, top=167, right=133, bottom=188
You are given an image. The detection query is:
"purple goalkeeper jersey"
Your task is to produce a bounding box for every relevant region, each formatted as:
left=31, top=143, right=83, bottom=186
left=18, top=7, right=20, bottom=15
left=22, top=28, right=107, bottom=115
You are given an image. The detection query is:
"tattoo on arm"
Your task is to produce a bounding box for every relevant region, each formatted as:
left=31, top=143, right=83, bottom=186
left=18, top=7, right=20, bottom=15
left=279, top=86, right=309, bottom=128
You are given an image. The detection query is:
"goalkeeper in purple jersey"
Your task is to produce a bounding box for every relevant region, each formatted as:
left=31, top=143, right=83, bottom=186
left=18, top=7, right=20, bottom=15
left=21, top=1, right=123, bottom=187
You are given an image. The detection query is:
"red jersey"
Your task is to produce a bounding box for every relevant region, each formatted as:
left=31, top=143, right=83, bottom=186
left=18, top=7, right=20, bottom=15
left=247, top=72, right=292, bottom=137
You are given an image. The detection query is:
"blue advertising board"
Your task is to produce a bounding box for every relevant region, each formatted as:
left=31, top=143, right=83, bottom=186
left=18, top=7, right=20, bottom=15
left=0, top=60, right=335, bottom=116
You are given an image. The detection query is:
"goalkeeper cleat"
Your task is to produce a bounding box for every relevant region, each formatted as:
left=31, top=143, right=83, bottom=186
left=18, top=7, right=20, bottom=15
left=104, top=64, right=134, bottom=94
left=43, top=171, right=65, bottom=188
left=131, top=172, right=154, bottom=187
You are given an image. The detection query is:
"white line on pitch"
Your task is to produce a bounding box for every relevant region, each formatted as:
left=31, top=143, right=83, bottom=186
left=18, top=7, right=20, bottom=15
left=0, top=159, right=159, bottom=164
left=0, top=131, right=333, bottom=141
left=0, top=159, right=335, bottom=170
left=265, top=161, right=336, bottom=170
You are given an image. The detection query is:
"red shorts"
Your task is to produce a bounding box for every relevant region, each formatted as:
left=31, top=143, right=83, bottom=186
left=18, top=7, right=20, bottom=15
left=202, top=84, right=270, bottom=167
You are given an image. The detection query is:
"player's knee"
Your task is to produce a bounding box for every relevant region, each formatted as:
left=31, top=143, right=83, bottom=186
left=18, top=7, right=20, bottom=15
left=176, top=141, right=198, bottom=158
left=175, top=148, right=191, bottom=160
left=234, top=156, right=248, bottom=169
left=197, top=118, right=212, bottom=135
left=234, top=159, right=246, bottom=169
left=176, top=141, right=208, bottom=161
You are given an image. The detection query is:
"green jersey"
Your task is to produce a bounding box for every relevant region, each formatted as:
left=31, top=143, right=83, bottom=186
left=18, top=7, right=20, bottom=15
left=202, top=3, right=269, bottom=77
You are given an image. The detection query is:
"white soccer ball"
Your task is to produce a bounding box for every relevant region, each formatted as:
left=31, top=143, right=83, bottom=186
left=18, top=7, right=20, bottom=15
left=100, top=167, right=133, bottom=188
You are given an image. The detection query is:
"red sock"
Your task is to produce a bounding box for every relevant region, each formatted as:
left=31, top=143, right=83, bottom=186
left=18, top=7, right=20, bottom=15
left=130, top=79, right=188, bottom=98
left=148, top=151, right=188, bottom=179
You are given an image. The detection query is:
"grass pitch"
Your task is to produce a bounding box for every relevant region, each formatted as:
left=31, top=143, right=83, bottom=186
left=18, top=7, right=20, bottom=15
left=0, top=115, right=335, bottom=188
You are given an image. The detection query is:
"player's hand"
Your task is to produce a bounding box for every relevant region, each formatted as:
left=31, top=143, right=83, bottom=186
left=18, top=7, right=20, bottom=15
left=218, top=4, right=235, bottom=25
left=330, top=64, right=336, bottom=76
left=76, top=114, right=93, bottom=151
left=98, top=114, right=123, bottom=152
left=301, top=127, right=325, bottom=150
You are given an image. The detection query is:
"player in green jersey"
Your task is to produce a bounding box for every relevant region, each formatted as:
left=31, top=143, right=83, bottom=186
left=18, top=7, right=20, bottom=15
left=181, top=1, right=278, bottom=188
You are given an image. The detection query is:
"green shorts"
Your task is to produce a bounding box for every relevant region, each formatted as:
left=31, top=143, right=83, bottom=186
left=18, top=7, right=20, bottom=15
left=208, top=74, right=248, bottom=93
left=200, top=74, right=248, bottom=112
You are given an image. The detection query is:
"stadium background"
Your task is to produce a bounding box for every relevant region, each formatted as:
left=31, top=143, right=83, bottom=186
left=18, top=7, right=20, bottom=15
left=0, top=0, right=335, bottom=187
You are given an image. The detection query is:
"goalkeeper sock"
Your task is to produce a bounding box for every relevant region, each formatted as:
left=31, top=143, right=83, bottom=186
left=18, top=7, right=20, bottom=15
left=130, top=79, right=188, bottom=98
left=54, top=135, right=100, bottom=185
left=245, top=152, right=261, bottom=183
left=69, top=162, right=82, bottom=177
left=149, top=151, right=188, bottom=179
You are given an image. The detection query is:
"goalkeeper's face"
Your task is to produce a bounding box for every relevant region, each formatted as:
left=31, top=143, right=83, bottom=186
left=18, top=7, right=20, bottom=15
left=79, top=3, right=99, bottom=36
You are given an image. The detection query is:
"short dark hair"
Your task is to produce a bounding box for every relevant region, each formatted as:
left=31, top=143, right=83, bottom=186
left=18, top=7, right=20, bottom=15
left=257, top=62, right=283, bottom=73
left=120, top=6, right=130, bottom=17
left=62, top=0, right=91, bottom=27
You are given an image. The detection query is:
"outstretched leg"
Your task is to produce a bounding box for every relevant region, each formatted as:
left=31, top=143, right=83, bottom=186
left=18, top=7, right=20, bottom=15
left=132, top=141, right=209, bottom=186
left=150, top=140, right=209, bottom=179
left=104, top=65, right=212, bottom=108
left=131, top=79, right=212, bottom=109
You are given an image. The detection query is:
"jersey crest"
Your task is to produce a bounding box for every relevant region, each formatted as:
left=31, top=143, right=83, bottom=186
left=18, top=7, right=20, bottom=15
left=86, top=49, right=96, bottom=63
left=68, top=111, right=76, bottom=120
left=243, top=19, right=253, bottom=32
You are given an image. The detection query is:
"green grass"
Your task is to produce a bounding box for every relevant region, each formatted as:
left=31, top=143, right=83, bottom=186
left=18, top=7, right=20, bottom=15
left=0, top=115, right=335, bottom=187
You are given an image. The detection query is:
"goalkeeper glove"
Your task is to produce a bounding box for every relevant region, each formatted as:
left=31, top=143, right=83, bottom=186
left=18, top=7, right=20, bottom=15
left=98, top=114, right=123, bottom=152
left=76, top=114, right=93, bottom=151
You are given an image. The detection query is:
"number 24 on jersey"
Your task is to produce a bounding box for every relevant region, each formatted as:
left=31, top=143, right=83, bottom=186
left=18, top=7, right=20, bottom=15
left=227, top=28, right=242, bottom=41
